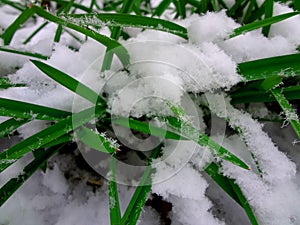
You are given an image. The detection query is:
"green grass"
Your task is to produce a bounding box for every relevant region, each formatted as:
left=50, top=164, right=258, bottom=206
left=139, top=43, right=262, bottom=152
left=0, top=1, right=299, bottom=225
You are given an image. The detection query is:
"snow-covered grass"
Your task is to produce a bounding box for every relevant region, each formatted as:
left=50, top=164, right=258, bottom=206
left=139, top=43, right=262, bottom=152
left=0, top=0, right=300, bottom=224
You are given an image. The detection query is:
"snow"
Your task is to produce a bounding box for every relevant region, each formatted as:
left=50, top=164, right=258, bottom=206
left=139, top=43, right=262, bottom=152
left=1, top=0, right=300, bottom=225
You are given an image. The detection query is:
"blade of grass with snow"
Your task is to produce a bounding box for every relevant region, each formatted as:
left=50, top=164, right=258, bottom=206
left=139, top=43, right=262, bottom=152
left=65, top=13, right=188, bottom=40
left=0, top=118, right=30, bottom=139
left=0, top=106, right=104, bottom=173
left=112, top=117, right=184, bottom=140
left=108, top=156, right=122, bottom=225
left=152, top=0, right=172, bottom=17
left=28, top=6, right=130, bottom=67
left=230, top=11, right=300, bottom=38
left=271, top=88, right=300, bottom=139
left=0, top=144, right=65, bottom=207
left=31, top=60, right=106, bottom=106
left=0, top=46, right=49, bottom=60
left=0, top=97, right=71, bottom=120
left=120, top=146, right=161, bottom=225
left=237, top=53, right=300, bottom=81
left=75, top=126, right=116, bottom=154
left=1, top=7, right=35, bottom=45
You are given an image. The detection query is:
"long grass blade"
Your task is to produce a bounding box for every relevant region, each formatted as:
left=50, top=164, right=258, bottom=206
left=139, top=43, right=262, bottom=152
left=108, top=156, right=122, bottom=225
left=31, top=60, right=105, bottom=106
left=0, top=144, right=65, bottom=207
left=120, top=147, right=160, bottom=225
left=1, top=7, right=35, bottom=45
left=0, top=118, right=30, bottom=139
left=65, top=13, right=188, bottom=40
left=0, top=106, right=104, bottom=173
left=75, top=126, right=116, bottom=154
left=0, top=97, right=71, bottom=120
left=0, top=46, right=49, bottom=60
left=271, top=88, right=300, bottom=139
left=112, top=117, right=184, bottom=140
left=230, top=11, right=300, bottom=38
left=237, top=53, right=300, bottom=81
left=28, top=6, right=130, bottom=68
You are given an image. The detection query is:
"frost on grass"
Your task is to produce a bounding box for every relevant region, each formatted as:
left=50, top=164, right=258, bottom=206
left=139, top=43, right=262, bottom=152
left=207, top=93, right=300, bottom=225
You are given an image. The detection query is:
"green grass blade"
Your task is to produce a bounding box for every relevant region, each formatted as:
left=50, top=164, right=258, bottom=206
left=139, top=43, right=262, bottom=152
left=271, top=88, right=300, bottom=139
left=237, top=53, right=300, bottom=81
left=31, top=60, right=105, bottom=105
left=230, top=11, right=300, bottom=38
left=228, top=179, right=259, bottom=225
left=23, top=21, right=49, bottom=44
left=108, top=156, right=122, bottom=225
left=173, top=0, right=187, bottom=18
left=101, top=0, right=135, bottom=72
left=112, top=117, right=184, bottom=140
left=0, top=118, right=30, bottom=139
left=262, top=0, right=273, bottom=37
left=29, top=6, right=130, bottom=68
left=231, top=88, right=300, bottom=103
left=121, top=147, right=160, bottom=225
left=75, top=126, right=116, bottom=154
left=54, top=25, right=63, bottom=43
left=0, top=97, right=71, bottom=120
left=66, top=13, right=188, bottom=40
left=1, top=7, right=35, bottom=45
left=0, top=144, right=65, bottom=207
left=166, top=116, right=250, bottom=170
left=0, top=106, right=104, bottom=173
left=0, top=46, right=49, bottom=60
left=226, top=0, right=245, bottom=17
left=152, top=0, right=172, bottom=17
left=205, top=162, right=242, bottom=206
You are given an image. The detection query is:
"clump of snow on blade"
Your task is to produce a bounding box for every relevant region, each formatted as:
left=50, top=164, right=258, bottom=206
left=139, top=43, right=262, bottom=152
left=187, top=11, right=239, bottom=44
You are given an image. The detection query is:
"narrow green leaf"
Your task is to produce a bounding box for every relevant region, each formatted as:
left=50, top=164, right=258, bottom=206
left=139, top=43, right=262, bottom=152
left=173, top=0, right=187, bottom=18
left=0, top=118, right=30, bottom=139
left=65, top=13, right=188, bottom=40
left=262, top=0, right=273, bottom=37
left=228, top=179, right=259, bottom=225
left=0, top=144, right=64, bottom=207
left=0, top=106, right=104, bottom=173
left=166, top=116, right=249, bottom=170
left=108, top=156, right=122, bottom=225
left=75, top=126, right=116, bottom=153
left=0, top=97, right=71, bottom=120
left=0, top=46, right=49, bottom=60
left=30, top=6, right=130, bottom=68
left=112, top=117, right=184, bottom=140
left=54, top=25, right=63, bottom=43
left=271, top=88, right=300, bottom=139
left=101, top=0, right=135, bottom=72
left=238, top=53, right=300, bottom=81
left=152, top=0, right=172, bottom=17
left=23, top=22, right=49, bottom=45
left=121, top=147, right=160, bottom=225
left=230, top=11, right=300, bottom=38
left=31, top=60, right=105, bottom=105
left=231, top=85, right=300, bottom=104
left=204, top=162, right=242, bottom=206
left=1, top=7, right=35, bottom=45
